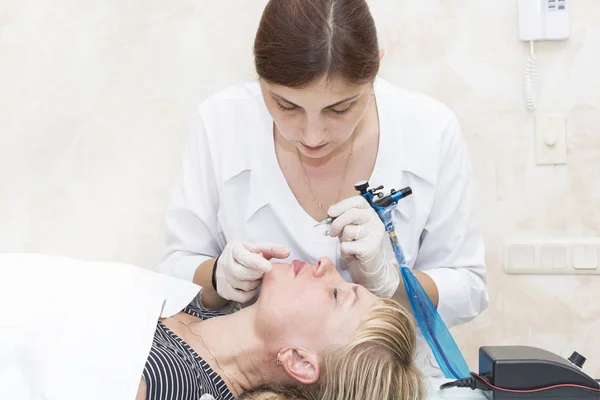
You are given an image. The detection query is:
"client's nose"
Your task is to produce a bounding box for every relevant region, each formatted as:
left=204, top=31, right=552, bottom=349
left=313, top=257, right=334, bottom=278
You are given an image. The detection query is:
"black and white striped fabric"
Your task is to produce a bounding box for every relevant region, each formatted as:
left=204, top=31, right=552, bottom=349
left=142, top=303, right=236, bottom=400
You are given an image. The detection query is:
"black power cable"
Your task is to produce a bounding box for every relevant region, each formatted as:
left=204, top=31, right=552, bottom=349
left=441, top=372, right=600, bottom=394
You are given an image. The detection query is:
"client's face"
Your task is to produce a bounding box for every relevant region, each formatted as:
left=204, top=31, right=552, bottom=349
left=256, top=257, right=376, bottom=351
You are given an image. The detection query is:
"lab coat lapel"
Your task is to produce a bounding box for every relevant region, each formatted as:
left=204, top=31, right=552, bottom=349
left=374, top=77, right=438, bottom=187
left=244, top=166, right=270, bottom=223
left=372, top=95, right=412, bottom=223
left=243, top=95, right=278, bottom=223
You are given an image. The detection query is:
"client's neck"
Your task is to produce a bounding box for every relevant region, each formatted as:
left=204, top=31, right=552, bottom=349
left=193, top=306, right=275, bottom=396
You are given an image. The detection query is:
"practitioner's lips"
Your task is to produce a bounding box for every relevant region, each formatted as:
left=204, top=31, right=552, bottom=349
left=292, top=259, right=306, bottom=276
left=301, top=143, right=327, bottom=152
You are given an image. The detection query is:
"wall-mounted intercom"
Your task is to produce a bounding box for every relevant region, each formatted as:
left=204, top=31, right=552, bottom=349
left=517, top=0, right=570, bottom=113
left=518, top=0, right=570, bottom=41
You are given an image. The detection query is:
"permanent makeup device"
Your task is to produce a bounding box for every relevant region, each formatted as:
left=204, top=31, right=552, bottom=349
left=313, top=181, right=412, bottom=227
left=352, top=181, right=470, bottom=379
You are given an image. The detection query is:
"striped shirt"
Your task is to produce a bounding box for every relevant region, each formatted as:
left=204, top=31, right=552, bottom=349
left=142, top=301, right=236, bottom=400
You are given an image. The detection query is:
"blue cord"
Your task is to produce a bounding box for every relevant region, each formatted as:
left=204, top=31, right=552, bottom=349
left=380, top=207, right=470, bottom=379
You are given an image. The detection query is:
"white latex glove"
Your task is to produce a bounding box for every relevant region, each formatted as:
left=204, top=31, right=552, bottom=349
left=215, top=241, right=290, bottom=303
left=328, top=196, right=400, bottom=298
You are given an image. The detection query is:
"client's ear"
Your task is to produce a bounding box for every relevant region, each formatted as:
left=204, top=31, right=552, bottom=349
left=277, top=348, right=320, bottom=385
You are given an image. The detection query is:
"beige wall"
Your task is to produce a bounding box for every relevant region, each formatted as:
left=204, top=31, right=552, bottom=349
left=1, top=0, right=598, bottom=376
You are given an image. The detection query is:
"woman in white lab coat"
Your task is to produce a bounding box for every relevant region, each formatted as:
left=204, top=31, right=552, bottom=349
left=159, top=0, right=488, bottom=376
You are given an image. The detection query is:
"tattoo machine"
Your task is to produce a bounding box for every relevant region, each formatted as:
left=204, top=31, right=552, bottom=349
left=355, top=180, right=471, bottom=380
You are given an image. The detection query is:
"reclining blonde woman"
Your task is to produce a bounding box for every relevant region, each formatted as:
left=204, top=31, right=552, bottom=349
left=138, top=257, right=425, bottom=400
left=0, top=254, right=425, bottom=400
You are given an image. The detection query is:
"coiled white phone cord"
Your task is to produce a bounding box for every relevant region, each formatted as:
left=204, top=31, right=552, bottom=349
left=524, top=40, right=539, bottom=112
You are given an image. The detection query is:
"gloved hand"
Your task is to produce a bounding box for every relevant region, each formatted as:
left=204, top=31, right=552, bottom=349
left=215, top=241, right=290, bottom=303
left=327, top=196, right=400, bottom=298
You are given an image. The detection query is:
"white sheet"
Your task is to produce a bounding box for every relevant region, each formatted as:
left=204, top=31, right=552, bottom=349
left=0, top=253, right=200, bottom=400
left=0, top=253, right=486, bottom=400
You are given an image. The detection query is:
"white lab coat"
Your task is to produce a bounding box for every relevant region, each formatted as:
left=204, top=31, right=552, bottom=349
left=158, top=77, right=489, bottom=376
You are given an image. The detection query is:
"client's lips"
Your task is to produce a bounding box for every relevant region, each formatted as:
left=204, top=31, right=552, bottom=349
left=292, top=260, right=306, bottom=276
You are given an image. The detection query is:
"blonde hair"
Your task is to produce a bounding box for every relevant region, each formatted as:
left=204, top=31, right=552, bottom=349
left=239, top=298, right=427, bottom=400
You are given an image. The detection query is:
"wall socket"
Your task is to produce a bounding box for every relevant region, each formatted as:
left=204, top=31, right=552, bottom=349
left=504, top=237, right=600, bottom=275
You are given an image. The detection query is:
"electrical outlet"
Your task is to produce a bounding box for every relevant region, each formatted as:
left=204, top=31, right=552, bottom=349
left=504, top=237, right=600, bottom=275
left=535, top=113, right=567, bottom=165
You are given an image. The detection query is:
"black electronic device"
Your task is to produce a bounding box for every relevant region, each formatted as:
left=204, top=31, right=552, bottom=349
left=441, top=345, right=600, bottom=399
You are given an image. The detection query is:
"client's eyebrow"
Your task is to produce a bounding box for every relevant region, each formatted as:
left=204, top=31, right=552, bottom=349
left=352, top=285, right=359, bottom=306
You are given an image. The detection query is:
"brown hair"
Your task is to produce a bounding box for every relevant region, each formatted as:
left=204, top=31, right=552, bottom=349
left=253, top=0, right=380, bottom=88
left=239, top=298, right=427, bottom=400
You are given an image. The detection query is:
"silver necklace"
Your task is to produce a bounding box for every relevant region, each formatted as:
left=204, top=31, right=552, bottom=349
left=179, top=320, right=236, bottom=391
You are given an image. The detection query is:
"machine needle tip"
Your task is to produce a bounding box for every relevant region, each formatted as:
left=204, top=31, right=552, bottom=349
left=313, top=216, right=334, bottom=227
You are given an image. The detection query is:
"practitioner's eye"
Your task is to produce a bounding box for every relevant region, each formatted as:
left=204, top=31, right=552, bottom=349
left=329, top=102, right=354, bottom=116
left=277, top=101, right=297, bottom=112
